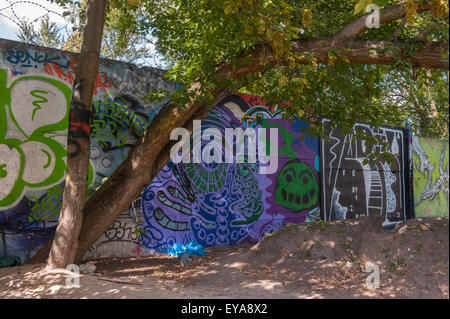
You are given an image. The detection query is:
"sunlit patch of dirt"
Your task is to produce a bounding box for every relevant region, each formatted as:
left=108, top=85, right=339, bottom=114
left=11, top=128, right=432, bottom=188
left=0, top=216, right=448, bottom=299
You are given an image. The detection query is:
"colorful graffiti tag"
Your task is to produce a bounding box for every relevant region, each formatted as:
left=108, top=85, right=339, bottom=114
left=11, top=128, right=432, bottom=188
left=0, top=40, right=175, bottom=261
left=85, top=198, right=147, bottom=259
left=412, top=136, right=449, bottom=217
left=140, top=94, right=320, bottom=253
left=0, top=69, right=71, bottom=209
left=320, top=119, right=409, bottom=227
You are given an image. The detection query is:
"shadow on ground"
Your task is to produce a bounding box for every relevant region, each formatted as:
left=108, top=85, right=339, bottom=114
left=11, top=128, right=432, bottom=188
left=0, top=216, right=448, bottom=299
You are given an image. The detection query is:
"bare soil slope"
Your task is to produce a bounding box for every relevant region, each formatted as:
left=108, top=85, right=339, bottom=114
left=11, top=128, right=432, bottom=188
left=0, top=216, right=448, bottom=299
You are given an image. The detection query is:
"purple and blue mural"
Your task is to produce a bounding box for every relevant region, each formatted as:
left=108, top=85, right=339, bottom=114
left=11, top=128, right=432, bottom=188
left=140, top=94, right=320, bottom=253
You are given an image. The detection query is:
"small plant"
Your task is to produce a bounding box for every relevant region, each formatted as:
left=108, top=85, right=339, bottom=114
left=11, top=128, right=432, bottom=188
left=389, top=258, right=405, bottom=272
left=335, top=228, right=344, bottom=235
left=261, top=230, right=278, bottom=242
left=307, top=220, right=331, bottom=231
left=314, top=239, right=327, bottom=247
left=340, top=243, right=352, bottom=250
left=298, top=250, right=311, bottom=260
left=285, top=223, right=300, bottom=233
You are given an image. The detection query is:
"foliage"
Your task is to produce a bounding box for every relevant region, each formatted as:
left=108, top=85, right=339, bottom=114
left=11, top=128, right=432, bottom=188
left=16, top=0, right=450, bottom=138
left=306, top=220, right=331, bottom=231
left=17, top=15, right=65, bottom=48
left=137, top=0, right=448, bottom=138
left=16, top=0, right=159, bottom=66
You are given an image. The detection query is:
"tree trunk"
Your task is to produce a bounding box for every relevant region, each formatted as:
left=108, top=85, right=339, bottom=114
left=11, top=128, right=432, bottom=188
left=45, top=0, right=106, bottom=269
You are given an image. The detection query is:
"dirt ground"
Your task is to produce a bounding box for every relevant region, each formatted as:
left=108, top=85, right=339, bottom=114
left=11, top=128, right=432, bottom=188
left=0, top=216, right=448, bottom=299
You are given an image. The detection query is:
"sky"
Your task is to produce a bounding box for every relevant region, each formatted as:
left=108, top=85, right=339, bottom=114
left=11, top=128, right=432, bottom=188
left=0, top=0, right=70, bottom=41
left=0, top=0, right=162, bottom=67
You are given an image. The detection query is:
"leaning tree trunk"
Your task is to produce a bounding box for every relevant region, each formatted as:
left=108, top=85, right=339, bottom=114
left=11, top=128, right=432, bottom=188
left=45, top=0, right=107, bottom=269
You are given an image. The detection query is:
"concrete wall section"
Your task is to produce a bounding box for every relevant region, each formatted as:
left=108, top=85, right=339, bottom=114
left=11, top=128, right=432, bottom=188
left=139, top=94, right=320, bottom=253
left=320, top=118, right=412, bottom=227
left=412, top=136, right=449, bottom=217
left=0, top=39, right=175, bottom=261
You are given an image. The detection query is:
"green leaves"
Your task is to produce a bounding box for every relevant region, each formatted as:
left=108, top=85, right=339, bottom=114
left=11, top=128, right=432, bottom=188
left=71, top=0, right=448, bottom=139
left=353, top=0, right=373, bottom=15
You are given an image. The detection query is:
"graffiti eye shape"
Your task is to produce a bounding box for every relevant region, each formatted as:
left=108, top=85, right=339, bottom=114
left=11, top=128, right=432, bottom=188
left=90, top=147, right=101, bottom=160
left=286, top=173, right=293, bottom=183
left=283, top=168, right=296, bottom=183
left=102, top=158, right=112, bottom=168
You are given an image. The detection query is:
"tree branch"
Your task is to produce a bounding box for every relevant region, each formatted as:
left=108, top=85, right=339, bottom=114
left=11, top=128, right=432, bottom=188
left=337, top=1, right=432, bottom=38
left=291, top=38, right=448, bottom=70
left=415, top=19, right=449, bottom=42
left=392, top=17, right=407, bottom=40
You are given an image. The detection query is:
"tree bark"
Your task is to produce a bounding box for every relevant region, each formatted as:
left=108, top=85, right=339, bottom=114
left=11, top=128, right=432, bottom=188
left=45, top=0, right=106, bottom=269
left=28, top=3, right=449, bottom=264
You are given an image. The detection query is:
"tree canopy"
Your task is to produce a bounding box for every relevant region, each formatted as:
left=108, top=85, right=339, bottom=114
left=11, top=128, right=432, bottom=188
left=19, top=0, right=449, bottom=137
left=131, top=0, right=449, bottom=138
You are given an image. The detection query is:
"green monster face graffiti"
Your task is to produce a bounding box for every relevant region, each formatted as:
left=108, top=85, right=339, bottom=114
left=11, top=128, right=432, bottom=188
left=275, top=160, right=318, bottom=211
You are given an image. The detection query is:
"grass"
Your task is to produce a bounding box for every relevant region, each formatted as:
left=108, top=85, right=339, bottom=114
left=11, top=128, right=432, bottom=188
left=285, top=223, right=300, bottom=233
left=340, top=243, right=352, bottom=250
left=298, top=250, right=311, bottom=260
left=307, top=220, right=331, bottom=231
left=389, top=258, right=405, bottom=273
left=261, top=230, right=278, bottom=242
left=314, top=239, right=327, bottom=247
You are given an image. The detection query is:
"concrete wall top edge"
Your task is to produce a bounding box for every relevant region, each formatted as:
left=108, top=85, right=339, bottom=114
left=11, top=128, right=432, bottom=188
left=0, top=38, right=167, bottom=76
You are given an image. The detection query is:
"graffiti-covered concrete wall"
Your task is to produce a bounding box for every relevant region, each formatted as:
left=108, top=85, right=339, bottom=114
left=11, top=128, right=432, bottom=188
left=412, top=136, right=449, bottom=217
left=1, top=39, right=446, bottom=263
left=139, top=94, right=320, bottom=253
left=0, top=39, right=176, bottom=261
left=320, top=119, right=412, bottom=228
